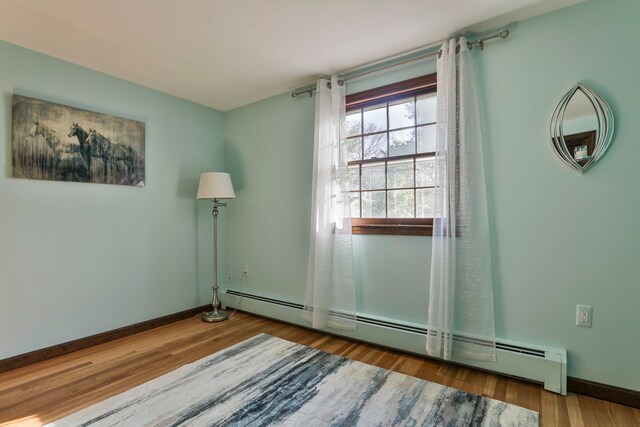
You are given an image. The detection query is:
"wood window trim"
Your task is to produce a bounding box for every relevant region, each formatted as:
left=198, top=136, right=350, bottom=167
left=347, top=73, right=437, bottom=237
left=346, top=74, right=437, bottom=111
left=352, top=218, right=433, bottom=236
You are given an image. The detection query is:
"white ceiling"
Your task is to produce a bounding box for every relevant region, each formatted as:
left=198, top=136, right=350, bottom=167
left=0, top=0, right=584, bottom=111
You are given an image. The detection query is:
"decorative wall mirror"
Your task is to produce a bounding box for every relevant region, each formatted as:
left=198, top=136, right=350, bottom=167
left=550, top=83, right=614, bottom=173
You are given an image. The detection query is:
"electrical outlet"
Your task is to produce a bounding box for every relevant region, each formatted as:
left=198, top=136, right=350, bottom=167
left=227, top=272, right=233, bottom=282
left=243, top=265, right=249, bottom=276
left=576, top=304, right=592, bottom=328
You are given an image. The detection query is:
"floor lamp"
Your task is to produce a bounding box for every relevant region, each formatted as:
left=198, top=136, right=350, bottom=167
left=197, top=172, right=235, bottom=322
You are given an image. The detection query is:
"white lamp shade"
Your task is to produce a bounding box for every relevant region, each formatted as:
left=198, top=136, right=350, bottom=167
left=197, top=172, right=235, bottom=200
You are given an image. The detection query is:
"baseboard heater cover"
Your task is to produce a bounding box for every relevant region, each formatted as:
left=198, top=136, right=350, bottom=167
left=223, top=289, right=567, bottom=395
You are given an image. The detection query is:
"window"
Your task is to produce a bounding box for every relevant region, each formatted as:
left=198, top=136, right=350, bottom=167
left=345, top=74, right=436, bottom=236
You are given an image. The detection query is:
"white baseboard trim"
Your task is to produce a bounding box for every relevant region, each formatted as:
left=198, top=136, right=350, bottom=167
left=222, top=288, right=567, bottom=395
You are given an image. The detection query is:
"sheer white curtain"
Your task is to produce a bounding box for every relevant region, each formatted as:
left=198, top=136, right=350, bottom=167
left=303, top=76, right=357, bottom=331
left=427, top=38, right=496, bottom=361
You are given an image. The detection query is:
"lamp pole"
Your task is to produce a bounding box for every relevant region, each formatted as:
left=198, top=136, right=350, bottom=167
left=203, top=199, right=228, bottom=322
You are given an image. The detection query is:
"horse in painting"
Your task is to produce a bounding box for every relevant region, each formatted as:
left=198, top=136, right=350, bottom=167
left=68, top=122, right=104, bottom=181
left=29, top=120, right=88, bottom=181
left=86, top=129, right=136, bottom=183
left=86, top=129, right=112, bottom=179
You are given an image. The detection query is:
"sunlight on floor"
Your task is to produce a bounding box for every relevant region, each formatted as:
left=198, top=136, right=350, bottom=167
left=0, top=415, right=43, bottom=427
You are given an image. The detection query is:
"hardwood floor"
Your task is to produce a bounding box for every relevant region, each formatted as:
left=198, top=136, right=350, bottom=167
left=0, top=311, right=638, bottom=426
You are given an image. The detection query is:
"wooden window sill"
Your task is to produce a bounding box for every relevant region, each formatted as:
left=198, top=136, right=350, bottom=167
left=351, top=219, right=433, bottom=236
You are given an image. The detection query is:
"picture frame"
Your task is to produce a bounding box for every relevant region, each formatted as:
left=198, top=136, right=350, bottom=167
left=12, top=95, right=145, bottom=186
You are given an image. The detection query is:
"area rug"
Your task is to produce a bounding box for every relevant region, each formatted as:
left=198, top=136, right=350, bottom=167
left=49, top=334, right=538, bottom=426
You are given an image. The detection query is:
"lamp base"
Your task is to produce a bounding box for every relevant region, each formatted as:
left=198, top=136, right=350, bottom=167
left=202, top=309, right=228, bottom=323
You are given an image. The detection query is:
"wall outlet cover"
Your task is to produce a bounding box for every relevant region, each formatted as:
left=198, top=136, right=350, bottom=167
left=576, top=304, right=592, bottom=328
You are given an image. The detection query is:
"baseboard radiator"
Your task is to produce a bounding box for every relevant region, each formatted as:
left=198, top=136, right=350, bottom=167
left=222, top=289, right=567, bottom=395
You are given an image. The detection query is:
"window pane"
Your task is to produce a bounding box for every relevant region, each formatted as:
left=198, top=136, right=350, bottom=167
left=417, top=124, right=436, bottom=153
left=362, top=191, right=386, bottom=218
left=346, top=111, right=362, bottom=137
left=389, top=128, right=416, bottom=157
left=416, top=93, right=437, bottom=124
left=363, top=133, right=387, bottom=159
left=416, top=157, right=435, bottom=187
left=388, top=98, right=414, bottom=130
left=350, top=193, right=360, bottom=218
left=416, top=188, right=435, bottom=218
left=347, top=165, right=360, bottom=191
left=363, top=106, right=387, bottom=134
left=388, top=190, right=414, bottom=218
left=345, top=137, right=362, bottom=161
left=361, top=162, right=385, bottom=190
left=387, top=159, right=414, bottom=189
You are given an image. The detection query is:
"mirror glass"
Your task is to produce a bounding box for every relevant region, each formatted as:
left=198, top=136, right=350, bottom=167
left=562, top=90, right=598, bottom=164
left=550, top=84, right=614, bottom=173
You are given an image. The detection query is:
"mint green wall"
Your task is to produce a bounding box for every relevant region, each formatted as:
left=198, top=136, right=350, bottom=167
left=476, top=0, right=639, bottom=391
left=0, top=41, right=224, bottom=359
left=226, top=0, right=639, bottom=391
left=224, top=92, right=314, bottom=305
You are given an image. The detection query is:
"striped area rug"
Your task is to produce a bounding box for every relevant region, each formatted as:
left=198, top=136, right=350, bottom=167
left=49, top=334, right=538, bottom=426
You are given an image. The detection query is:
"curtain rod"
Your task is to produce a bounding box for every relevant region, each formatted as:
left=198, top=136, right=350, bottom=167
left=291, top=29, right=509, bottom=98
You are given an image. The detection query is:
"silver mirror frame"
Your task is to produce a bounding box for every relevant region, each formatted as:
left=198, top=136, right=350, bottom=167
left=550, top=83, right=614, bottom=173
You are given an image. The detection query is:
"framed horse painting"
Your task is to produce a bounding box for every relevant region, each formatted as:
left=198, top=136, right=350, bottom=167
left=12, top=95, right=145, bottom=187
